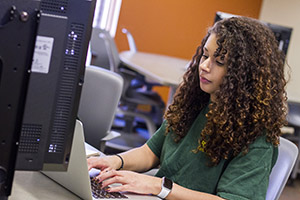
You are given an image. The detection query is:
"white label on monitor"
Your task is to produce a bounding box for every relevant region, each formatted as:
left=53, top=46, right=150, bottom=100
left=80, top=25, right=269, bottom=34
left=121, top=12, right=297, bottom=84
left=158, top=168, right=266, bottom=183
left=31, top=36, right=54, bottom=74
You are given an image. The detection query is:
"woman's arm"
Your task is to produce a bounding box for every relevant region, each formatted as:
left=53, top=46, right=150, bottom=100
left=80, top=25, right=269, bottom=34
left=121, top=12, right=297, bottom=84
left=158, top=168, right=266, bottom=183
left=119, top=143, right=160, bottom=172
left=98, top=170, right=225, bottom=200
left=87, top=143, right=159, bottom=172
left=167, top=183, right=225, bottom=200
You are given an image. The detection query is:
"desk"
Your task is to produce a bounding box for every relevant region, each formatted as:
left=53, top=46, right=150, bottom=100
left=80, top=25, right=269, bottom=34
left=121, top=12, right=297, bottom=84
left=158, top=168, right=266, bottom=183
left=10, top=171, right=80, bottom=200
left=10, top=142, right=159, bottom=200
left=119, top=51, right=190, bottom=104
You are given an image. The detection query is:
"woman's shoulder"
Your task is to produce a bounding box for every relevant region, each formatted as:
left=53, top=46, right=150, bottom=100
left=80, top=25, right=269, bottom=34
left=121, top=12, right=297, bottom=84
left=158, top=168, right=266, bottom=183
left=249, top=134, right=275, bottom=149
left=248, top=134, right=278, bottom=167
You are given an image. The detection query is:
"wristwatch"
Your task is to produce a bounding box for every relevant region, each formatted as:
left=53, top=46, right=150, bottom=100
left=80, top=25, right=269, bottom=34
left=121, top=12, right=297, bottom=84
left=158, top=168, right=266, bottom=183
left=157, top=177, right=173, bottom=199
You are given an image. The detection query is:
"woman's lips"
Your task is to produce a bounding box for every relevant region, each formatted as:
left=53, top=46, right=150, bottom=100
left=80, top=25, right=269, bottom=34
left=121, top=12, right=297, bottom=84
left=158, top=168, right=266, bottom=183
left=200, top=76, right=211, bottom=84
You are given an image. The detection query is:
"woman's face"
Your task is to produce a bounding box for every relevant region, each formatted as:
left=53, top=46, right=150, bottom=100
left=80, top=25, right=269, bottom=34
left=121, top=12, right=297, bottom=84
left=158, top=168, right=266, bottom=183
left=199, top=33, right=227, bottom=101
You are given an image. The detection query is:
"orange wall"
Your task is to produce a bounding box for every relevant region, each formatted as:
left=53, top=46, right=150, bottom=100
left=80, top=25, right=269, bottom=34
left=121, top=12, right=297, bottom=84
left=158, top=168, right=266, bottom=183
left=115, top=0, right=263, bottom=104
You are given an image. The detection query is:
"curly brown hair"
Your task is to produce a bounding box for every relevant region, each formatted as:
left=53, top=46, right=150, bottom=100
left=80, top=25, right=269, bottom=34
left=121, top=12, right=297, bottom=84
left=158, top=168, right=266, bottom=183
left=164, top=16, right=288, bottom=165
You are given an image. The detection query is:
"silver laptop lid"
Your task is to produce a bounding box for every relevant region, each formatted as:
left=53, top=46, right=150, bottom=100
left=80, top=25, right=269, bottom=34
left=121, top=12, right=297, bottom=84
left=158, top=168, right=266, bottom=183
left=42, top=120, right=94, bottom=200
left=42, top=120, right=160, bottom=200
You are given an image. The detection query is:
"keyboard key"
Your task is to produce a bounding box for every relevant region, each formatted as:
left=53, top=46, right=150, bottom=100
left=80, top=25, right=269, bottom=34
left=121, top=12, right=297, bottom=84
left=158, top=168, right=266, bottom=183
left=90, top=177, right=128, bottom=199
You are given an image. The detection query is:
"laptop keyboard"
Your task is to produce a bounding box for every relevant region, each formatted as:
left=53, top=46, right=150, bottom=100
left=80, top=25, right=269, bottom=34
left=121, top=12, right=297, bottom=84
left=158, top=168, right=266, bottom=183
left=90, top=177, right=128, bottom=199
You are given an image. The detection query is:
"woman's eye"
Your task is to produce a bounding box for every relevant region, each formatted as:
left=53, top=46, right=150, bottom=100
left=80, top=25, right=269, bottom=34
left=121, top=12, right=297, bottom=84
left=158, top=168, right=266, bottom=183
left=216, top=60, right=225, bottom=66
left=202, top=55, right=208, bottom=59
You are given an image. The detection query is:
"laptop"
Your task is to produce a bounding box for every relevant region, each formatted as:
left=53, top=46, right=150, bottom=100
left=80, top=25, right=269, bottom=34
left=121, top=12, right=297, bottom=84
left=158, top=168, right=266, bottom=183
left=42, top=120, right=159, bottom=200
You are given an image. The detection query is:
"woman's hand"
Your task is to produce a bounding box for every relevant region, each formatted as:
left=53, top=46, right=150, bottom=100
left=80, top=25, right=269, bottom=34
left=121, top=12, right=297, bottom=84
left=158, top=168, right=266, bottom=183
left=97, top=169, right=161, bottom=195
left=87, top=156, right=121, bottom=171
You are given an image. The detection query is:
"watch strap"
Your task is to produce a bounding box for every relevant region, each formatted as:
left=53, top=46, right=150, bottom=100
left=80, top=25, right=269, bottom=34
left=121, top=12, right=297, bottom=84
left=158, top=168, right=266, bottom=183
left=157, top=177, right=172, bottom=199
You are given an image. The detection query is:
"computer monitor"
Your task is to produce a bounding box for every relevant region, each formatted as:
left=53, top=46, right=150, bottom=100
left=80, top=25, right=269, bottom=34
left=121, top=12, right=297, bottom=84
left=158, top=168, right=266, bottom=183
left=15, top=0, right=96, bottom=172
left=0, top=1, right=40, bottom=197
left=214, top=11, right=293, bottom=57
left=0, top=0, right=96, bottom=197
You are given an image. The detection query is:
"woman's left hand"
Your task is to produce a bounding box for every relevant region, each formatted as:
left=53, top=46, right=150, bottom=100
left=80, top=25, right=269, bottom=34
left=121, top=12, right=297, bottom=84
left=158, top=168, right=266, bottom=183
left=96, top=169, right=161, bottom=195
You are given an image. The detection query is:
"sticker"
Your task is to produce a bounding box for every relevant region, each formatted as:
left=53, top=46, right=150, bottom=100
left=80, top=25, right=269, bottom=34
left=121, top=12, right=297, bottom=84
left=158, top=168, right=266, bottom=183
left=31, top=36, right=54, bottom=74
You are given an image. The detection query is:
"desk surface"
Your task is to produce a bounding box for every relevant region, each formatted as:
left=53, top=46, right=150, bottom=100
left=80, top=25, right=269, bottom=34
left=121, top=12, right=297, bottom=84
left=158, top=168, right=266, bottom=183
left=10, top=171, right=80, bottom=200
left=10, top=171, right=159, bottom=200
left=119, top=51, right=190, bottom=87
left=10, top=143, right=159, bottom=200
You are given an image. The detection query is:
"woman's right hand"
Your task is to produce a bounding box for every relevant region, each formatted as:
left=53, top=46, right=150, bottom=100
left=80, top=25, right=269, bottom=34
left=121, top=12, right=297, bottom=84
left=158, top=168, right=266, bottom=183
left=87, top=155, right=121, bottom=171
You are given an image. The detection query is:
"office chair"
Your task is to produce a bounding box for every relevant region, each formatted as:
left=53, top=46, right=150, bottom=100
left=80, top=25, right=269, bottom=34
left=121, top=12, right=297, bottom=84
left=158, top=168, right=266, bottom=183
left=281, top=101, right=300, bottom=182
left=121, top=28, right=161, bottom=92
left=266, top=137, right=298, bottom=200
left=90, top=28, right=117, bottom=71
left=122, top=28, right=137, bottom=53
left=77, top=65, right=123, bottom=152
left=90, top=27, right=165, bottom=139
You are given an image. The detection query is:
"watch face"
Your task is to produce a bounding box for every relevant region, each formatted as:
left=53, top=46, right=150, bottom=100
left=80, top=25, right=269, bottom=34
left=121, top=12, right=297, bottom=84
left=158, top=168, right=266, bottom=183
left=163, top=177, right=173, bottom=189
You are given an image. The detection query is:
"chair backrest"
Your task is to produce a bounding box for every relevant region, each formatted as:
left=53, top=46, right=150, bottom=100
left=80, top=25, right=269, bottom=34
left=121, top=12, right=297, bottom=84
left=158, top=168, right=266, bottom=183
left=90, top=28, right=111, bottom=70
left=90, top=28, right=121, bottom=72
left=77, top=65, right=123, bottom=149
left=122, top=28, right=137, bottom=52
left=266, top=137, right=299, bottom=200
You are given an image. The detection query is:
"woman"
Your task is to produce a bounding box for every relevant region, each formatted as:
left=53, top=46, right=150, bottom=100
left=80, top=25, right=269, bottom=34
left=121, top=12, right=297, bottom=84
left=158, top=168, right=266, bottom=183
left=88, top=16, right=287, bottom=200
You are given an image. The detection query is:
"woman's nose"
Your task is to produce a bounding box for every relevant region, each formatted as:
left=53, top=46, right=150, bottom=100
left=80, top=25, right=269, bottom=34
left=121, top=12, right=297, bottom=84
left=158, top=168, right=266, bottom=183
left=199, top=58, right=210, bottom=72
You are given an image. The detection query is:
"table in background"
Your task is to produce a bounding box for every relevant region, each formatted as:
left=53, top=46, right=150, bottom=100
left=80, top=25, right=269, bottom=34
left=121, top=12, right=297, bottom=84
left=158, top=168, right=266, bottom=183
left=119, top=51, right=190, bottom=105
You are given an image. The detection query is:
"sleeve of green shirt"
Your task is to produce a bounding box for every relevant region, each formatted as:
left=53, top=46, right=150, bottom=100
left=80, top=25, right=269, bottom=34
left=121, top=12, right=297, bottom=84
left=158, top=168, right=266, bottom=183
left=146, top=120, right=167, bottom=159
left=216, top=137, right=278, bottom=200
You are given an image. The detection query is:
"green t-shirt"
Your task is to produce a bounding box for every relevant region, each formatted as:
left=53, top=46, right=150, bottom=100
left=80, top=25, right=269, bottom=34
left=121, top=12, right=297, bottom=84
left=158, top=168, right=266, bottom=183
left=146, top=105, right=278, bottom=200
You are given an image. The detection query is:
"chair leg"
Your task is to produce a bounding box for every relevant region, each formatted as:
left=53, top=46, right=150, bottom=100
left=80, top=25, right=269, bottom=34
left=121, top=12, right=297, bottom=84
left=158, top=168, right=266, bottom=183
left=117, top=109, right=157, bottom=136
left=122, top=104, right=137, bottom=133
left=100, top=141, right=106, bottom=153
left=123, top=115, right=135, bottom=133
